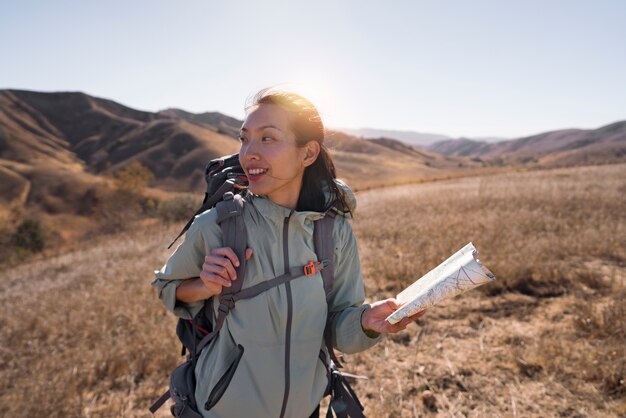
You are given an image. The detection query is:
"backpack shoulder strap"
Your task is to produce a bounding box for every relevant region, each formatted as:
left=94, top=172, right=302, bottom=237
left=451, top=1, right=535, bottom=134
left=313, top=211, right=344, bottom=367
left=192, top=192, right=248, bottom=355
left=215, top=191, right=248, bottom=290
left=313, top=211, right=336, bottom=298
left=314, top=212, right=367, bottom=417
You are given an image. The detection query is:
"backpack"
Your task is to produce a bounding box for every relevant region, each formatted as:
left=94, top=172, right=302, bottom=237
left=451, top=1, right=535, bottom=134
left=150, top=153, right=366, bottom=418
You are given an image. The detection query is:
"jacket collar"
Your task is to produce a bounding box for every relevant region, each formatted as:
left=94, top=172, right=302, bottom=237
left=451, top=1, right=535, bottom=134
left=244, top=178, right=357, bottom=224
left=247, top=193, right=326, bottom=224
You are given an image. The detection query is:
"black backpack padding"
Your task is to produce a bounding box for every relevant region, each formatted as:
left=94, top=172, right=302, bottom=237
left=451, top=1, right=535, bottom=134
left=168, top=153, right=247, bottom=249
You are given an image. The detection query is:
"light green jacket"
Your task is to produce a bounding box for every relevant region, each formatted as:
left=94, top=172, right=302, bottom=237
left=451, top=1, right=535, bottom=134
left=152, top=184, right=380, bottom=418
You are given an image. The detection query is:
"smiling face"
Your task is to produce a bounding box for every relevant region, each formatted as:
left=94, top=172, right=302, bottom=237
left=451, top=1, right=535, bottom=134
left=239, top=103, right=315, bottom=209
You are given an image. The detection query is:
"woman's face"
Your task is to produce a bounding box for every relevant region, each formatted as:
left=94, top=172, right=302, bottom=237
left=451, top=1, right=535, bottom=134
left=238, top=103, right=309, bottom=209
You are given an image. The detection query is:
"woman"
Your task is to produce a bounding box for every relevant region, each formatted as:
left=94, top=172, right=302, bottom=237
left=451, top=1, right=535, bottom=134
left=152, top=88, right=424, bottom=418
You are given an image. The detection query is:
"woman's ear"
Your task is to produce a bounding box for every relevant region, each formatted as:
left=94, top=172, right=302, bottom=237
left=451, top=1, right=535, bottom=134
left=302, top=140, right=321, bottom=167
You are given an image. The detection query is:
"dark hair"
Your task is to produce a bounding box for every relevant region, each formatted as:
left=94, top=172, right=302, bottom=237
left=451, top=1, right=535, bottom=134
left=245, top=87, right=350, bottom=214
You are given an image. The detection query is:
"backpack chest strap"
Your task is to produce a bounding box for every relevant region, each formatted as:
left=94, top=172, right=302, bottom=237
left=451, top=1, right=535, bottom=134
left=193, top=259, right=330, bottom=354
left=232, top=260, right=330, bottom=303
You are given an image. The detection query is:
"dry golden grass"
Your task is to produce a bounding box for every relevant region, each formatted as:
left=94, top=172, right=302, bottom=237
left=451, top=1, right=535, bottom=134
left=350, top=163, right=626, bottom=417
left=0, top=163, right=624, bottom=417
left=0, top=225, right=181, bottom=417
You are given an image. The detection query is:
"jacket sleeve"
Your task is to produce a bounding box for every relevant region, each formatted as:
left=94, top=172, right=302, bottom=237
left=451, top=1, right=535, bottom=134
left=327, top=217, right=382, bottom=354
left=151, top=209, right=222, bottom=319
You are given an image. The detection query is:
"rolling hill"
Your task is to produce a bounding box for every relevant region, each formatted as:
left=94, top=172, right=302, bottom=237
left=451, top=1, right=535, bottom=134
left=337, top=127, right=452, bottom=147
left=0, top=90, right=241, bottom=202
left=426, top=121, right=626, bottom=166
left=337, top=127, right=508, bottom=147
left=0, top=89, right=467, bottom=215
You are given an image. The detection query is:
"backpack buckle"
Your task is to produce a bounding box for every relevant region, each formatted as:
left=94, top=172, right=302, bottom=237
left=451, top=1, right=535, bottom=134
left=304, top=260, right=329, bottom=277
left=304, top=261, right=319, bottom=277
left=218, top=295, right=236, bottom=313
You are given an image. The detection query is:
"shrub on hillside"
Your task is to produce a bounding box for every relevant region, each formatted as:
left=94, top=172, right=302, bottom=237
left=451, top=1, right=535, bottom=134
left=11, top=218, right=46, bottom=253
left=111, top=161, right=154, bottom=192
left=96, top=162, right=155, bottom=233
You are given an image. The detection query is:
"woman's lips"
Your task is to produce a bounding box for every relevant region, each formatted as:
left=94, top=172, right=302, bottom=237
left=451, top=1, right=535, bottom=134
left=247, top=172, right=264, bottom=182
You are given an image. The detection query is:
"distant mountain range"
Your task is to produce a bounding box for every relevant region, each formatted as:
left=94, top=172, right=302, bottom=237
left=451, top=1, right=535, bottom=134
left=336, top=127, right=508, bottom=146
left=2, top=88, right=623, bottom=218
left=426, top=123, right=626, bottom=166
left=336, top=127, right=452, bottom=147
left=0, top=89, right=464, bottom=213
left=338, top=123, right=625, bottom=167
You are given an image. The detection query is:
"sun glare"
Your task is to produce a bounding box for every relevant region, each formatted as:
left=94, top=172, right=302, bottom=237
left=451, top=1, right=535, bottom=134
left=268, top=81, right=340, bottom=129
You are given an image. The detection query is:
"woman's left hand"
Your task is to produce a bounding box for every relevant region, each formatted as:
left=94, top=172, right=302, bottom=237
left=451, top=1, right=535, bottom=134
left=361, top=298, right=426, bottom=334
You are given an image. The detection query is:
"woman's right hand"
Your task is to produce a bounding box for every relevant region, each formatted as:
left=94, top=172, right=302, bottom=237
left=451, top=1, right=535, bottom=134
left=200, top=247, right=254, bottom=297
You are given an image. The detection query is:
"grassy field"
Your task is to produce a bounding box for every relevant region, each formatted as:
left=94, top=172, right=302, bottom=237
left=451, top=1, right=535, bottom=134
left=351, top=164, right=625, bottom=417
left=0, top=164, right=624, bottom=417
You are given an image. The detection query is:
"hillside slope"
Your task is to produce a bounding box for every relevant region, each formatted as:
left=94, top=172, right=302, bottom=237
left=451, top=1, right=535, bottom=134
left=337, top=127, right=451, bottom=147
left=0, top=90, right=241, bottom=210
left=426, top=121, right=626, bottom=166
left=324, top=131, right=475, bottom=189
left=0, top=90, right=472, bottom=211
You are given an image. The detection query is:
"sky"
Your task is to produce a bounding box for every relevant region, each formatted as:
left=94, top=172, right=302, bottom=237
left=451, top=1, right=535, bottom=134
left=1, top=0, right=625, bottom=138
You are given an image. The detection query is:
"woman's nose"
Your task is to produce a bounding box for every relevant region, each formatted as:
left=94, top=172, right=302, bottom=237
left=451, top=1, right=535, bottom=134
left=240, top=140, right=260, bottom=160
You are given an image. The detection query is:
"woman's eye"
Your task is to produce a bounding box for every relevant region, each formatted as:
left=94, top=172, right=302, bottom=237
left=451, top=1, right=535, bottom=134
left=261, top=136, right=274, bottom=142
left=237, top=136, right=247, bottom=143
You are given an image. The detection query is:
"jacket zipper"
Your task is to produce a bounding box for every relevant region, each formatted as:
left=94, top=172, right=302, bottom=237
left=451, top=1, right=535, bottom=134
left=279, top=211, right=294, bottom=418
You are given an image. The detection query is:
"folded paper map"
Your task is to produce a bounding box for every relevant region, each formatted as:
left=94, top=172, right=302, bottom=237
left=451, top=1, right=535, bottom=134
left=386, top=242, right=496, bottom=324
